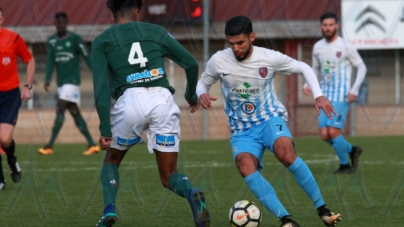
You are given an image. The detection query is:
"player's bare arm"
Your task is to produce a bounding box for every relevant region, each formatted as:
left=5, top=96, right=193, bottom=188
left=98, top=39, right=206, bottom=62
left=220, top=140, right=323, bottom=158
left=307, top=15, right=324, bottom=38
left=198, top=93, right=218, bottom=111
left=302, top=83, right=312, bottom=96
left=315, top=95, right=337, bottom=119
left=21, top=57, right=35, bottom=101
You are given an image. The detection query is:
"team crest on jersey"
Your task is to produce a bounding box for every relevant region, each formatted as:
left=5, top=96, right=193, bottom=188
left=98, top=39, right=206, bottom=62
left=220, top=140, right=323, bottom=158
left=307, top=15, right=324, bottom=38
left=241, top=101, right=256, bottom=114
left=2, top=57, right=11, bottom=66
left=259, top=67, right=268, bottom=78
left=336, top=51, right=341, bottom=58
left=65, top=41, right=71, bottom=48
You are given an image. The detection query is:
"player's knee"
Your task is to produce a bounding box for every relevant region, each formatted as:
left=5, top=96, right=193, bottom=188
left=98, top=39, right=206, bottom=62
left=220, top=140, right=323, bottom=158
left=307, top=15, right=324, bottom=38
left=237, top=165, right=256, bottom=177
left=319, top=127, right=331, bottom=141
left=235, top=154, right=258, bottom=177
left=277, top=150, right=297, bottom=167
left=0, top=137, right=12, bottom=148
left=320, top=134, right=330, bottom=141
left=104, top=152, right=123, bottom=167
left=68, top=105, right=80, bottom=116
left=328, top=128, right=341, bottom=139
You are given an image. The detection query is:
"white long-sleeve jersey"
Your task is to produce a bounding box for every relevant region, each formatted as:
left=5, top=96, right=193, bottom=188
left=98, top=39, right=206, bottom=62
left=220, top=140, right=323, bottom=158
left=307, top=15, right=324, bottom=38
left=197, top=46, right=323, bottom=134
left=312, top=37, right=366, bottom=102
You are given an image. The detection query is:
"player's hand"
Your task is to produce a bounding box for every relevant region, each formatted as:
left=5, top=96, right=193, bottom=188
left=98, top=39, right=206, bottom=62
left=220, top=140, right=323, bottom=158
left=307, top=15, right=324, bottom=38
left=21, top=87, right=32, bottom=102
left=347, top=93, right=357, bottom=103
left=302, top=84, right=312, bottom=96
left=44, top=82, right=50, bottom=92
left=315, top=95, right=338, bottom=119
left=189, top=101, right=200, bottom=113
left=99, top=136, right=111, bottom=150
left=199, top=93, right=218, bottom=111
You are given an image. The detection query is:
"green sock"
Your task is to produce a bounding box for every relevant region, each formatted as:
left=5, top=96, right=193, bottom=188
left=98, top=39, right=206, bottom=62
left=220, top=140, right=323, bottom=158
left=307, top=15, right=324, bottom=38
left=49, top=113, right=64, bottom=147
left=101, top=163, right=120, bottom=207
left=167, top=173, right=193, bottom=198
left=73, top=114, right=95, bottom=146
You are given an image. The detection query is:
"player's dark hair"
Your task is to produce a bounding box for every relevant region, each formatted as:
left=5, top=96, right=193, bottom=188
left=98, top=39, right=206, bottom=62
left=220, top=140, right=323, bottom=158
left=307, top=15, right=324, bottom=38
left=107, top=0, right=143, bottom=19
left=225, top=15, right=253, bottom=36
left=55, top=12, right=68, bottom=21
left=0, top=7, right=2, bottom=12
left=320, top=12, right=338, bottom=23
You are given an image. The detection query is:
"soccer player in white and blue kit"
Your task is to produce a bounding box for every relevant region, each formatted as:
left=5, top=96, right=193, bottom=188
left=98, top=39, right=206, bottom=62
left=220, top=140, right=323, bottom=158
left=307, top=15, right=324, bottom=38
left=197, top=15, right=342, bottom=227
left=303, top=12, right=367, bottom=174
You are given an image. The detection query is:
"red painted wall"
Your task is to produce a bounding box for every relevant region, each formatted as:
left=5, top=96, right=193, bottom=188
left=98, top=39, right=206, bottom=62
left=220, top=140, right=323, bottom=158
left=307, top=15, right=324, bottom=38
left=2, top=0, right=340, bottom=26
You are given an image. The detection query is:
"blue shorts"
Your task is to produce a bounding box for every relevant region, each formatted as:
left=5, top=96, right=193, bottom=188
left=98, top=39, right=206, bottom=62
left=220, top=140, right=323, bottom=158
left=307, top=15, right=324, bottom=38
left=230, top=117, right=293, bottom=170
left=0, top=88, right=22, bottom=126
left=318, top=101, right=349, bottom=129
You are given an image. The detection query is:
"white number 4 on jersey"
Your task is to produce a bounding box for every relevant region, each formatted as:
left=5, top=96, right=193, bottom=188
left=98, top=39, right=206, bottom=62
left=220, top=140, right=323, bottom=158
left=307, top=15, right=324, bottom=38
left=128, top=42, right=148, bottom=67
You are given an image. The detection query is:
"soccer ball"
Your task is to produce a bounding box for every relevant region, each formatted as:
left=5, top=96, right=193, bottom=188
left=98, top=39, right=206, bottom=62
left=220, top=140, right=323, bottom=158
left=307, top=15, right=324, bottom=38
left=229, top=200, right=262, bottom=227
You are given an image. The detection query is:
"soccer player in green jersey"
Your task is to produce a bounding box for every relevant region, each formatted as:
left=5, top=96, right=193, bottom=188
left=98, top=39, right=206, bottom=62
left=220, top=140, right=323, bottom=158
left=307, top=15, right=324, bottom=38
left=92, top=0, right=210, bottom=226
left=38, top=12, right=100, bottom=156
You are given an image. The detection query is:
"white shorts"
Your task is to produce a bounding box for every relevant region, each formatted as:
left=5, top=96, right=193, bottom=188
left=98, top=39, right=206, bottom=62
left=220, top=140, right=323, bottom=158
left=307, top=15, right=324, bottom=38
left=110, top=87, right=181, bottom=153
left=57, top=84, right=80, bottom=103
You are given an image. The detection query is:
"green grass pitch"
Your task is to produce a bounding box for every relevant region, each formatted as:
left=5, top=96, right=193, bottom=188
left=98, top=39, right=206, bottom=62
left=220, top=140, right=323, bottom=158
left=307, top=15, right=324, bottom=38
left=0, top=136, right=403, bottom=226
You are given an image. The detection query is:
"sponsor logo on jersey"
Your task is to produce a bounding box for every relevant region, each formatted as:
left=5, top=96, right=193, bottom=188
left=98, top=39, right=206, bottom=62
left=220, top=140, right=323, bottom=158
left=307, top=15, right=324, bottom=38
left=55, top=52, right=74, bottom=62
left=2, top=57, right=11, bottom=66
left=322, top=60, right=336, bottom=75
left=232, top=82, right=261, bottom=99
left=126, top=68, right=165, bottom=84
left=259, top=67, right=268, bottom=78
left=241, top=101, right=256, bottom=114
left=56, top=46, right=63, bottom=50
left=117, top=136, right=141, bottom=147
left=156, top=134, right=175, bottom=147
left=336, top=51, right=341, bottom=58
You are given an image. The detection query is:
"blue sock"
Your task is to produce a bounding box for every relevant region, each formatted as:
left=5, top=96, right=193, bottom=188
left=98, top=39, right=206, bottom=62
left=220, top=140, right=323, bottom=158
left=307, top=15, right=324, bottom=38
left=244, top=171, right=288, bottom=218
left=330, top=135, right=352, bottom=165
left=103, top=203, right=116, bottom=214
left=288, top=157, right=325, bottom=209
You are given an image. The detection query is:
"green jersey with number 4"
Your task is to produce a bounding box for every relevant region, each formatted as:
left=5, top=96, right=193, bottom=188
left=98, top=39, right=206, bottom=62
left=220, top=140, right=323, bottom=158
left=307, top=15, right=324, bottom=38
left=92, top=21, right=199, bottom=137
